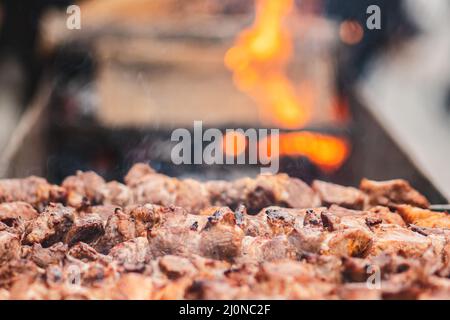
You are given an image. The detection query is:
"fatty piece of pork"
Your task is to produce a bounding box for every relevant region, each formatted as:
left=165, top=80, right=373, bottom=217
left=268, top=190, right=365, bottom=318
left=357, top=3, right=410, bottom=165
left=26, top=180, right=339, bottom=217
left=93, top=205, right=194, bottom=255
left=316, top=207, right=431, bottom=259
left=360, top=178, right=429, bottom=209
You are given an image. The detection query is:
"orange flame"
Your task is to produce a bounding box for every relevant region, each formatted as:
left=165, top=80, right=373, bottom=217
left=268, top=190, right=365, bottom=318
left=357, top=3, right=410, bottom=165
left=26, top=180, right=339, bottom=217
left=278, top=132, right=350, bottom=172
left=225, top=0, right=351, bottom=172
left=223, top=131, right=247, bottom=157
left=259, top=132, right=350, bottom=172
left=225, top=0, right=311, bottom=129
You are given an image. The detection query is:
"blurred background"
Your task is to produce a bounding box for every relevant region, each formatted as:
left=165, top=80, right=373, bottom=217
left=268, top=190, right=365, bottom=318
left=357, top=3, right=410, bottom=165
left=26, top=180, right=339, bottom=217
left=0, top=0, right=448, bottom=203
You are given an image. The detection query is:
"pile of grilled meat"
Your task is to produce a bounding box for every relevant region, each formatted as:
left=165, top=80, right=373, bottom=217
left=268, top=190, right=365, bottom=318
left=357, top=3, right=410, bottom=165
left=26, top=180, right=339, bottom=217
left=0, top=163, right=449, bottom=299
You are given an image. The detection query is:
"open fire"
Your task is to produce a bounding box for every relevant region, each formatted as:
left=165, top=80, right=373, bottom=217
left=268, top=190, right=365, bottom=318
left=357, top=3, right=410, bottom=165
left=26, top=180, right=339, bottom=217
left=225, top=0, right=350, bottom=172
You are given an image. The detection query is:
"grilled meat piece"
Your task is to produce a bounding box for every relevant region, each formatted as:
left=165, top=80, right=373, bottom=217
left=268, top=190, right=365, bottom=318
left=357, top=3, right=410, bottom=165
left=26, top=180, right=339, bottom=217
left=62, top=171, right=106, bottom=208
left=368, top=224, right=432, bottom=258
left=158, top=255, right=197, bottom=280
left=29, top=242, right=68, bottom=268
left=397, top=205, right=450, bottom=229
left=93, top=208, right=136, bottom=254
left=67, top=242, right=107, bottom=263
left=109, top=237, right=150, bottom=267
left=23, top=204, right=75, bottom=247
left=313, top=180, right=367, bottom=210
left=0, top=202, right=39, bottom=235
left=0, top=202, right=38, bottom=225
left=325, top=228, right=373, bottom=258
left=360, top=178, right=430, bottom=209
left=0, top=231, right=21, bottom=263
left=199, top=219, right=244, bottom=261
left=87, top=205, right=118, bottom=225
left=229, top=174, right=320, bottom=213
left=132, top=173, right=209, bottom=213
left=101, top=182, right=132, bottom=207
left=239, top=235, right=296, bottom=263
left=125, top=163, right=319, bottom=213
left=124, top=163, right=156, bottom=186
left=148, top=226, right=201, bottom=258
left=125, top=165, right=210, bottom=213
left=64, top=214, right=104, bottom=246
left=0, top=177, right=65, bottom=210
left=367, top=206, right=405, bottom=226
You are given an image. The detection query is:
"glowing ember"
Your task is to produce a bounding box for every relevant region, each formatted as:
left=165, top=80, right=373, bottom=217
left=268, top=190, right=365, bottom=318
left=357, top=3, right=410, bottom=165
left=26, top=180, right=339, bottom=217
left=339, top=20, right=364, bottom=45
left=262, top=132, right=350, bottom=172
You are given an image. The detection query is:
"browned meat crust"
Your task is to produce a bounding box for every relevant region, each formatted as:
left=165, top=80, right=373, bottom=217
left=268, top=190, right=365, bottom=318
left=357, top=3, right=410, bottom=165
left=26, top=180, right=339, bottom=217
left=313, top=180, right=367, bottom=210
left=0, top=163, right=448, bottom=300
left=396, top=205, right=450, bottom=229
left=0, top=177, right=65, bottom=210
left=360, top=178, right=430, bottom=209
